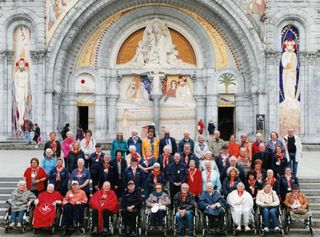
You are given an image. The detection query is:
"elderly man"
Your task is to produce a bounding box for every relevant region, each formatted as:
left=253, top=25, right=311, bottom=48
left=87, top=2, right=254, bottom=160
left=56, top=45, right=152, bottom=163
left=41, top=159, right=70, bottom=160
left=208, top=130, right=224, bottom=159
left=89, top=143, right=104, bottom=193
left=283, top=128, right=302, bottom=177
left=158, top=145, right=174, bottom=175
left=167, top=153, right=187, bottom=205
left=142, top=126, right=160, bottom=159
left=125, top=145, right=141, bottom=167
left=7, top=180, right=36, bottom=228
left=181, top=143, right=199, bottom=168
left=251, top=143, right=272, bottom=171
left=199, top=182, right=226, bottom=234
left=173, top=183, right=195, bottom=236
left=194, top=135, right=209, bottom=160
left=127, top=129, right=142, bottom=156
left=159, top=130, right=177, bottom=156
left=239, top=134, right=252, bottom=161
left=251, top=132, right=264, bottom=156
left=178, top=130, right=195, bottom=153
left=220, top=156, right=246, bottom=182
left=123, top=158, right=145, bottom=191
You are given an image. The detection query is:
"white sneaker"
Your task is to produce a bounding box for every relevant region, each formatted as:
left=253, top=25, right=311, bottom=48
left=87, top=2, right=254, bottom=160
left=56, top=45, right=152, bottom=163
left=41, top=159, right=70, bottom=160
left=9, top=222, right=15, bottom=228
left=245, top=226, right=251, bottom=232
left=16, top=222, right=22, bottom=228
left=236, top=226, right=241, bottom=231
left=263, top=227, right=269, bottom=232
left=275, top=226, right=281, bottom=232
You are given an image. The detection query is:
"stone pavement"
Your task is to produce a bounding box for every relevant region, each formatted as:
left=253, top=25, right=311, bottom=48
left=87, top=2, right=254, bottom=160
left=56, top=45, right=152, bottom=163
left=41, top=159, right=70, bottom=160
left=0, top=150, right=319, bottom=178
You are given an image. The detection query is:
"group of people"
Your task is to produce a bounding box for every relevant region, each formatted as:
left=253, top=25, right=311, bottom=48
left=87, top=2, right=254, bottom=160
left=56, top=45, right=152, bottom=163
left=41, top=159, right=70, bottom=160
left=7, top=125, right=309, bottom=236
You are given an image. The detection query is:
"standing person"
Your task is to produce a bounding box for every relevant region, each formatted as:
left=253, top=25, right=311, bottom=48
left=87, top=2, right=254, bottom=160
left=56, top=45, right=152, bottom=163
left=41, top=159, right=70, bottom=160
left=158, top=145, right=174, bottom=175
left=208, top=130, right=224, bottom=159
left=98, top=152, right=119, bottom=190
left=22, top=118, right=33, bottom=145
left=127, top=129, right=142, bottom=156
left=123, top=158, right=145, bottom=191
left=70, top=158, right=91, bottom=200
left=33, top=123, right=41, bottom=147
left=147, top=162, right=167, bottom=197
left=201, top=161, right=221, bottom=192
left=44, top=132, right=61, bottom=158
left=187, top=160, right=202, bottom=200
left=207, top=120, right=216, bottom=137
left=251, top=133, right=264, bottom=156
left=76, top=124, right=84, bottom=141
left=215, top=144, right=231, bottom=173
left=113, top=150, right=128, bottom=197
left=178, top=130, right=195, bottom=153
left=274, top=145, right=288, bottom=178
left=194, top=135, right=209, bottom=161
left=67, top=142, right=86, bottom=173
left=61, top=131, right=75, bottom=165
left=278, top=167, right=299, bottom=202
left=222, top=167, right=242, bottom=197
left=197, top=119, right=205, bottom=135
left=61, top=123, right=69, bottom=140
left=181, top=143, right=200, bottom=168
left=199, top=151, right=220, bottom=175
left=228, top=135, right=240, bottom=158
left=41, top=148, right=57, bottom=175
left=266, top=131, right=285, bottom=158
left=251, top=143, right=273, bottom=171
left=80, top=129, right=96, bottom=161
left=167, top=153, right=187, bottom=205
left=111, top=132, right=128, bottom=160
left=49, top=158, right=70, bottom=196
left=283, top=129, right=302, bottom=177
left=125, top=145, right=141, bottom=167
left=89, top=144, right=104, bottom=193
left=239, top=134, right=252, bottom=161
left=159, top=130, right=177, bottom=156
left=23, top=158, right=47, bottom=196
left=142, top=126, right=160, bottom=159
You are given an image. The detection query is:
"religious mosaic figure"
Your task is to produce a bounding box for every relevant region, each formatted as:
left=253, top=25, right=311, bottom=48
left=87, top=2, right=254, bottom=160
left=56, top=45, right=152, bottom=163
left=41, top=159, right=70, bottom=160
left=175, top=75, right=192, bottom=103
left=126, top=75, right=150, bottom=104
left=246, top=0, right=267, bottom=19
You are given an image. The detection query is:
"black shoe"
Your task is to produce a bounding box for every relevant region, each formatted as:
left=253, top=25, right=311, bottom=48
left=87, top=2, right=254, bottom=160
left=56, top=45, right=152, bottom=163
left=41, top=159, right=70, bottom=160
left=103, top=228, right=109, bottom=236
left=91, top=226, right=98, bottom=235
left=130, top=231, right=137, bottom=237
left=149, top=225, right=155, bottom=232
left=33, top=228, right=39, bottom=234
left=61, top=226, right=68, bottom=235
left=188, top=230, right=194, bottom=236
left=158, top=226, right=163, bottom=232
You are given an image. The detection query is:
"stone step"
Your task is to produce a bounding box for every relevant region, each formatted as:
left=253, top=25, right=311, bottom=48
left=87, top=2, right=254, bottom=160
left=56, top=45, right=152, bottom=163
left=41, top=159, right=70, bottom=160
left=0, top=177, right=21, bottom=182
left=300, top=189, right=320, bottom=196
left=305, top=196, right=320, bottom=203
left=299, top=178, right=320, bottom=183
left=0, top=194, right=10, bottom=201
left=309, top=203, right=320, bottom=210
left=0, top=187, right=16, bottom=194
left=0, top=181, right=20, bottom=187
left=300, top=183, right=320, bottom=189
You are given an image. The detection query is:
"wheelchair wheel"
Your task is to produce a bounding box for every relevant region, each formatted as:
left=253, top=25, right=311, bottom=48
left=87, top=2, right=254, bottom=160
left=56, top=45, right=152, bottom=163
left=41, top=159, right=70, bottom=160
left=78, top=227, right=86, bottom=235
left=202, top=228, right=206, bottom=237
left=138, top=227, right=142, bottom=236
left=50, top=224, right=56, bottom=235
left=21, top=224, right=27, bottom=233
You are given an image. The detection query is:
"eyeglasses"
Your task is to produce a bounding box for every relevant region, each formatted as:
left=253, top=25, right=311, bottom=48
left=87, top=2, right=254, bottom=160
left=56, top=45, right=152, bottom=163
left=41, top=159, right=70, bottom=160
left=155, top=187, right=162, bottom=190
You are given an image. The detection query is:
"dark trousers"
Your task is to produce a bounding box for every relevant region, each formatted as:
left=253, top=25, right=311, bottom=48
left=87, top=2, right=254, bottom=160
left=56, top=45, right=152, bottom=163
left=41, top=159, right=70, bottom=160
left=170, top=184, right=181, bottom=208
left=92, top=208, right=114, bottom=230
left=150, top=210, right=166, bottom=226
left=121, top=209, right=139, bottom=230
left=206, top=211, right=225, bottom=230
left=61, top=203, right=85, bottom=227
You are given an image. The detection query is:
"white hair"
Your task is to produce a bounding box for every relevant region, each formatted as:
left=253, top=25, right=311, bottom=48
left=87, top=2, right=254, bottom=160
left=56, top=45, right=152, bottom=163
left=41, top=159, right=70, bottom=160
left=129, top=145, right=136, bottom=152
left=66, top=131, right=73, bottom=137
left=77, top=158, right=85, bottom=165
left=131, top=129, right=138, bottom=134
left=17, top=180, right=26, bottom=187
left=45, top=148, right=53, bottom=155
left=163, top=145, right=171, bottom=151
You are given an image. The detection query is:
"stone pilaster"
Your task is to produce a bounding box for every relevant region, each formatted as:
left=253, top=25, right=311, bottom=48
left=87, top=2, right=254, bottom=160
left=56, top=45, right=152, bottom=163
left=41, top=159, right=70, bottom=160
left=106, top=73, right=120, bottom=139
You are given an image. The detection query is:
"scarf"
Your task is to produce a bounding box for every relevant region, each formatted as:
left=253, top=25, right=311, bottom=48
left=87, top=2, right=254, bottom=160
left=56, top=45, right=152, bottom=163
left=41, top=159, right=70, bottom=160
left=255, top=140, right=262, bottom=146
left=103, top=162, right=110, bottom=172
left=285, top=175, right=292, bottom=188
left=254, top=167, right=261, bottom=174
left=188, top=168, right=197, bottom=183
left=56, top=165, right=63, bottom=181
left=51, top=140, right=57, bottom=152
left=152, top=169, right=161, bottom=184
left=230, top=176, right=236, bottom=188
left=96, top=153, right=101, bottom=161
left=85, top=138, right=90, bottom=148
left=152, top=191, right=163, bottom=198
left=31, top=167, right=39, bottom=180
left=77, top=168, right=83, bottom=179
left=206, top=170, right=211, bottom=182
left=267, top=177, right=276, bottom=186
left=276, top=153, right=284, bottom=160
left=237, top=190, right=244, bottom=196
left=73, top=149, right=79, bottom=154
left=163, top=154, right=169, bottom=167
left=248, top=179, right=256, bottom=187
left=116, top=156, right=122, bottom=162
left=181, top=192, right=188, bottom=202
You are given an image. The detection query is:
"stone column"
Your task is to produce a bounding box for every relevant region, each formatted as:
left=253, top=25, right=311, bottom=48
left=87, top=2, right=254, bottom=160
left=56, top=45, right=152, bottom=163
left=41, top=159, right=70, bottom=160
left=194, top=96, right=205, bottom=123
left=94, top=70, right=107, bottom=140
left=106, top=73, right=120, bottom=139
left=0, top=51, right=6, bottom=138
left=5, top=51, right=14, bottom=136
left=205, top=94, right=218, bottom=131
left=149, top=72, right=164, bottom=134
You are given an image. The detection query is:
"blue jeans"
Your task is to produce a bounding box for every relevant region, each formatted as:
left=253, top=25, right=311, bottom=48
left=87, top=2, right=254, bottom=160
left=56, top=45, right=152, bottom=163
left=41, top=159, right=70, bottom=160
left=176, top=210, right=193, bottom=231
left=25, top=131, right=31, bottom=144
left=261, top=207, right=279, bottom=228
left=289, top=152, right=298, bottom=177
left=10, top=210, right=25, bottom=223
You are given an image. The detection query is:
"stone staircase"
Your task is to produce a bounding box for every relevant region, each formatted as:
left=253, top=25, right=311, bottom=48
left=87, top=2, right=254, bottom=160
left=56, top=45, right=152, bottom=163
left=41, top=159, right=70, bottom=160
left=0, top=177, right=319, bottom=234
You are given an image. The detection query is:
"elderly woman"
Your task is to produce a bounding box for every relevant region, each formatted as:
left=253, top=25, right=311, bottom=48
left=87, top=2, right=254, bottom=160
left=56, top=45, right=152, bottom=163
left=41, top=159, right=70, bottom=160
left=274, top=145, right=288, bottom=178
left=49, top=158, right=70, bottom=196
left=33, top=183, right=63, bottom=232
left=24, top=157, right=47, bottom=196
left=222, top=167, right=241, bottom=197
left=80, top=129, right=96, bottom=161
left=252, top=159, right=267, bottom=182
left=70, top=158, right=91, bottom=200
left=147, top=162, right=166, bottom=196
left=111, top=132, right=128, bottom=160
left=278, top=167, right=299, bottom=202
left=264, top=169, right=279, bottom=194
left=267, top=131, right=285, bottom=157
left=61, top=131, right=75, bottom=164
left=227, top=182, right=254, bottom=231
left=284, top=184, right=309, bottom=218
left=7, top=180, right=36, bottom=228
left=90, top=181, right=119, bottom=235
left=202, top=161, right=221, bottom=192
left=173, top=183, right=195, bottom=236
left=237, top=147, right=251, bottom=175
left=89, top=143, right=104, bottom=193
left=125, top=145, right=141, bottom=167
left=41, top=148, right=57, bottom=175
left=61, top=180, right=88, bottom=235
left=200, top=151, right=220, bottom=174
left=67, top=142, right=86, bottom=173
left=44, top=132, right=61, bottom=158
left=256, top=183, right=281, bottom=233
left=199, top=182, right=226, bottom=234
left=146, top=183, right=171, bottom=231
left=194, top=135, right=209, bottom=160
left=158, top=145, right=174, bottom=175
left=245, top=170, right=262, bottom=200
left=187, top=160, right=202, bottom=200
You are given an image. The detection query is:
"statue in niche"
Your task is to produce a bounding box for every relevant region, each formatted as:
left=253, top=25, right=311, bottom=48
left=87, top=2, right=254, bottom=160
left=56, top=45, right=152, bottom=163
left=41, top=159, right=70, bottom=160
left=14, top=57, right=29, bottom=128
left=128, top=18, right=193, bottom=68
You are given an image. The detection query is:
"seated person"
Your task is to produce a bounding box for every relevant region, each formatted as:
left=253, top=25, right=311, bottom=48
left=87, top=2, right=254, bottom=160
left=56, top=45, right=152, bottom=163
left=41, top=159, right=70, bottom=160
left=173, top=183, right=195, bottom=236
left=49, top=158, right=70, bottom=196
left=120, top=180, right=143, bottom=236
left=198, top=182, right=226, bottom=234
left=222, top=167, right=241, bottom=197
left=256, top=183, right=281, bottom=233
left=33, top=183, right=63, bottom=232
left=146, top=183, right=171, bottom=231
left=61, top=180, right=88, bottom=235
left=264, top=169, right=279, bottom=194
left=278, top=167, right=299, bottom=202
left=284, top=184, right=310, bottom=219
left=90, top=181, right=119, bottom=235
left=7, top=180, right=36, bottom=228
left=227, top=182, right=253, bottom=232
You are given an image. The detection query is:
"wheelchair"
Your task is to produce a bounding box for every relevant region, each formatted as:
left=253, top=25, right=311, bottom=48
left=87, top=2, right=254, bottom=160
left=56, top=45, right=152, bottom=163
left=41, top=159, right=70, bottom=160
left=256, top=206, right=284, bottom=236
left=144, top=205, right=170, bottom=236
left=171, top=207, right=199, bottom=236
left=118, top=208, right=143, bottom=236
left=283, top=207, right=314, bottom=235
left=3, top=201, right=34, bottom=233
left=226, top=205, right=257, bottom=236
left=199, top=207, right=228, bottom=236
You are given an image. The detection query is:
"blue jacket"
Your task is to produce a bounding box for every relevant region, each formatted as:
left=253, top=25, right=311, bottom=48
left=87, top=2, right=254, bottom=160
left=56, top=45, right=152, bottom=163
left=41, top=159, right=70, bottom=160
left=222, top=176, right=241, bottom=197
left=167, top=162, right=187, bottom=185
left=41, top=157, right=57, bottom=175
left=123, top=167, right=145, bottom=190
left=49, top=167, right=70, bottom=195
left=127, top=137, right=142, bottom=156
left=198, top=191, right=226, bottom=216
left=178, top=139, right=195, bottom=153
left=180, top=152, right=199, bottom=168
left=111, top=139, right=128, bottom=160
left=147, top=171, right=167, bottom=194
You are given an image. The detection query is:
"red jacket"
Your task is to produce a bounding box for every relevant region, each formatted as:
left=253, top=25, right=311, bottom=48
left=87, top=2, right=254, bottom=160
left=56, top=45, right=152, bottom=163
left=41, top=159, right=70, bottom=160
left=197, top=120, right=205, bottom=135
left=187, top=168, right=202, bottom=196
left=24, top=167, right=47, bottom=192
left=252, top=141, right=263, bottom=156
left=228, top=143, right=240, bottom=157
left=90, top=189, right=119, bottom=233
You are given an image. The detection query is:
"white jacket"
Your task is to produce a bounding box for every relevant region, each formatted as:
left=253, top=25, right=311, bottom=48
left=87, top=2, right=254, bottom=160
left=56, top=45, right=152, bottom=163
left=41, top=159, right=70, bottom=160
left=227, top=190, right=253, bottom=210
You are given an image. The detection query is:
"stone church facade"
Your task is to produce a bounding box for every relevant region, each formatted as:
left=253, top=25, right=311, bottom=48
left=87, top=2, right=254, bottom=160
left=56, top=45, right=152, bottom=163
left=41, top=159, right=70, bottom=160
left=0, top=0, right=319, bottom=142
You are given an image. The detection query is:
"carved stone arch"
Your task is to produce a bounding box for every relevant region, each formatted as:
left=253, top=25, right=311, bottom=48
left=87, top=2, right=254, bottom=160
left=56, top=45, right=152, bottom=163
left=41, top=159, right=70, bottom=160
left=67, top=68, right=100, bottom=93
